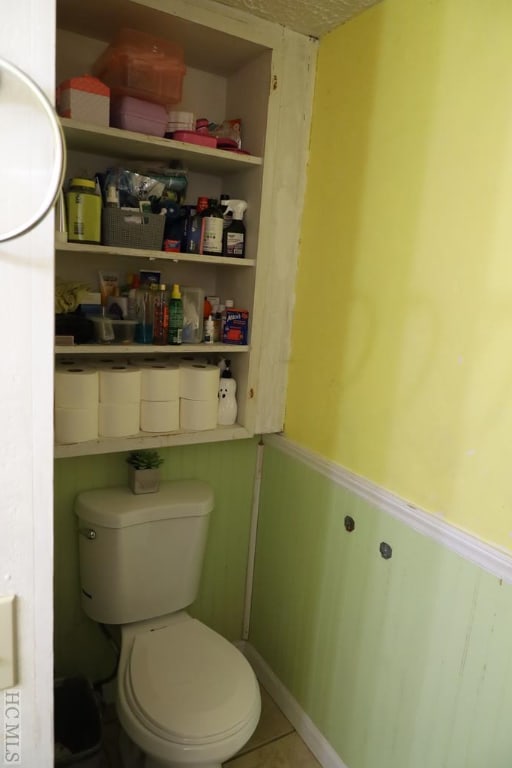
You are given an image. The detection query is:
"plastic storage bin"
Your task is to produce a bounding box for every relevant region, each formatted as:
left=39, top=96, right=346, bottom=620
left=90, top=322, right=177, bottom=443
left=54, top=677, right=102, bottom=767
left=57, top=75, right=110, bottom=127
left=110, top=95, right=167, bottom=137
left=92, top=28, right=186, bottom=106
left=102, top=208, right=165, bottom=250
left=90, top=316, right=138, bottom=344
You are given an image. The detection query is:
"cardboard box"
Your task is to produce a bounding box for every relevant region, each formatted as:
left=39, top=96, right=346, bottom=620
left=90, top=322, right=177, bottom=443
left=222, top=309, right=249, bottom=345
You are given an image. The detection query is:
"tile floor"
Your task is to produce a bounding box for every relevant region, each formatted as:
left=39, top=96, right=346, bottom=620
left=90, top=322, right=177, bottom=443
left=101, top=685, right=322, bottom=768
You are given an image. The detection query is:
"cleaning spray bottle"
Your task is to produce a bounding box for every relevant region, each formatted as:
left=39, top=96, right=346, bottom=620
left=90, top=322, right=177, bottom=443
left=222, top=200, right=247, bottom=258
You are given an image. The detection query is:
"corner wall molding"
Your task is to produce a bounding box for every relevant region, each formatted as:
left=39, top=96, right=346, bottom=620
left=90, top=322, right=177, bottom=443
left=264, top=434, right=512, bottom=585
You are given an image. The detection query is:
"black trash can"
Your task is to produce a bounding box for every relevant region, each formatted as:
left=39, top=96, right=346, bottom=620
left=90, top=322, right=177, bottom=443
left=54, top=677, right=102, bottom=767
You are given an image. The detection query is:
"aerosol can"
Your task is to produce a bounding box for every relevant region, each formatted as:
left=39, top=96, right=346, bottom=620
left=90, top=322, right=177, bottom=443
left=222, top=199, right=247, bottom=258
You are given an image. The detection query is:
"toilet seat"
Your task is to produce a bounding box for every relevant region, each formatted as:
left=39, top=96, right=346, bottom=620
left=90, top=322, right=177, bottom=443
left=125, top=618, right=259, bottom=746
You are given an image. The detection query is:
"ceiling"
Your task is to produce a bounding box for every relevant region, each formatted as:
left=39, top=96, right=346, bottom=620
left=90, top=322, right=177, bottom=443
left=211, top=0, right=383, bottom=38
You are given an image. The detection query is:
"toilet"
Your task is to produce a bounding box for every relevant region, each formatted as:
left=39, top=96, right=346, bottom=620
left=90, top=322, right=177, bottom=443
left=75, top=480, right=261, bottom=768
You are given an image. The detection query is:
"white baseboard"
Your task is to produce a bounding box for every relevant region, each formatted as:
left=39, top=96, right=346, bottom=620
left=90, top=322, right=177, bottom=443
left=240, top=641, right=349, bottom=768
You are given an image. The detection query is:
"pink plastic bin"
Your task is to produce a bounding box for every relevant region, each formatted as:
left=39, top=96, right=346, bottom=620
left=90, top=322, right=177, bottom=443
left=110, top=96, right=167, bottom=137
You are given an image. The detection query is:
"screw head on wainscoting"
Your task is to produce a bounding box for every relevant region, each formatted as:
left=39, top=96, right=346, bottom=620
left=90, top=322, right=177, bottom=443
left=379, top=542, right=392, bottom=559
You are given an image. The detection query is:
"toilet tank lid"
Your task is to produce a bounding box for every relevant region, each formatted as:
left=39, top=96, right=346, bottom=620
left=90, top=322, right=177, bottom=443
left=75, top=480, right=214, bottom=528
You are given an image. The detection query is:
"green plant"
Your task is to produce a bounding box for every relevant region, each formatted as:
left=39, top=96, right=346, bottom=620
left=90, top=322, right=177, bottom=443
left=126, top=449, right=163, bottom=470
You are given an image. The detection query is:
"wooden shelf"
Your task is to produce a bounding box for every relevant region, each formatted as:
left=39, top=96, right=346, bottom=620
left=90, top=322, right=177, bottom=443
left=55, top=241, right=255, bottom=267
left=54, top=343, right=249, bottom=355
left=54, top=424, right=251, bottom=458
left=60, top=118, right=263, bottom=173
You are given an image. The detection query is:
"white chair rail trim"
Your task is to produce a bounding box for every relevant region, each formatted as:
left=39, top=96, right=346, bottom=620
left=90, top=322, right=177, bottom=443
left=264, top=433, right=512, bottom=585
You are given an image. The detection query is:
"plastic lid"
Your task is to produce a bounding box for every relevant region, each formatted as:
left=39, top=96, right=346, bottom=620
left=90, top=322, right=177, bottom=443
left=171, top=283, right=181, bottom=299
left=129, top=618, right=259, bottom=743
left=75, top=480, right=213, bottom=528
left=70, top=178, right=96, bottom=189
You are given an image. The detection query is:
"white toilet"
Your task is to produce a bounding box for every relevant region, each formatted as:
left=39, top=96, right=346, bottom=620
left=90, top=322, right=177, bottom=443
left=75, top=480, right=261, bottom=768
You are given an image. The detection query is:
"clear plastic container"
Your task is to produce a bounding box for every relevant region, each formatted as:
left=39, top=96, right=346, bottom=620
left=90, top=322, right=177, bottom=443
left=92, top=28, right=186, bottom=106
left=181, top=286, right=204, bottom=343
left=90, top=316, right=137, bottom=344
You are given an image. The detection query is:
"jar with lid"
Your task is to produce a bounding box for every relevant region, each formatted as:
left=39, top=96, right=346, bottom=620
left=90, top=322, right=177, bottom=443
left=66, top=177, right=101, bottom=244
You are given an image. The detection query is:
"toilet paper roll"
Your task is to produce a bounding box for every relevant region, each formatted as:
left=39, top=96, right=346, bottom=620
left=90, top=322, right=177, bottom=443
left=180, top=397, right=218, bottom=431
left=99, top=402, right=140, bottom=437
left=140, top=400, right=180, bottom=432
left=179, top=363, right=220, bottom=402
left=55, top=367, right=99, bottom=409
left=55, top=406, right=98, bottom=444
left=99, top=365, right=141, bottom=404
left=141, top=365, right=180, bottom=402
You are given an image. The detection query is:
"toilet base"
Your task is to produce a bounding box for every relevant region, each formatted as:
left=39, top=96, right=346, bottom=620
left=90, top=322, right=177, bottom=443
left=120, top=727, right=222, bottom=768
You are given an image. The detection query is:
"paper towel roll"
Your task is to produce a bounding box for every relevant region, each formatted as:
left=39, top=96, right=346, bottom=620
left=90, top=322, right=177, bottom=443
left=140, top=400, right=180, bottom=432
left=99, top=365, right=141, bottom=404
left=180, top=398, right=218, bottom=431
left=141, top=365, right=180, bottom=402
left=99, top=403, right=140, bottom=437
left=55, top=367, right=99, bottom=409
left=55, top=406, right=98, bottom=444
left=179, top=363, right=220, bottom=402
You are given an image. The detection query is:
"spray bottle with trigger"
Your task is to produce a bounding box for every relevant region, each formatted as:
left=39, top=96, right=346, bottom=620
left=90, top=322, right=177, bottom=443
left=222, top=200, right=247, bottom=258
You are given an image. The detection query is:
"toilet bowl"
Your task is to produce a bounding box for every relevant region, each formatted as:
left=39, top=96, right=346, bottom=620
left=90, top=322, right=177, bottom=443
left=117, top=613, right=261, bottom=768
left=74, top=481, right=261, bottom=768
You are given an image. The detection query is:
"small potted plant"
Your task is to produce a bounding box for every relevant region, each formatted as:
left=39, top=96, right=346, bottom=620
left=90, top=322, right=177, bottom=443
left=126, top=449, right=163, bottom=495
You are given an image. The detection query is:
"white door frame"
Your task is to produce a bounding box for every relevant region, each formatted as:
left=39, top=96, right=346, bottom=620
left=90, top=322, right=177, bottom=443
left=0, top=1, right=55, bottom=765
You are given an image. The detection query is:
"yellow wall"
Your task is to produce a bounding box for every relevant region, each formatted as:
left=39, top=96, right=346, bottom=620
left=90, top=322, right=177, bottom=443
left=286, top=0, right=512, bottom=550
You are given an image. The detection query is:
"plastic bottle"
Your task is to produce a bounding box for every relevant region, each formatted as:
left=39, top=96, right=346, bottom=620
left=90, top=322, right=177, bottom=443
left=220, top=194, right=232, bottom=229
left=203, top=296, right=212, bottom=321
left=222, top=200, right=247, bottom=258
left=217, top=359, right=238, bottom=425
left=66, top=177, right=101, bottom=244
left=153, top=283, right=169, bottom=344
left=168, top=283, right=183, bottom=345
left=186, top=196, right=209, bottom=253
left=201, top=198, right=223, bottom=256
left=127, top=274, right=140, bottom=320
left=222, top=299, right=234, bottom=339
left=204, top=315, right=214, bottom=344
left=213, top=304, right=224, bottom=343
left=105, top=184, right=120, bottom=208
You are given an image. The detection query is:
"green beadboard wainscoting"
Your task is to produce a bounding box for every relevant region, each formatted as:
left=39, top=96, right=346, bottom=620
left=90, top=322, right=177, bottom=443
left=251, top=441, right=512, bottom=768
left=54, top=438, right=258, bottom=681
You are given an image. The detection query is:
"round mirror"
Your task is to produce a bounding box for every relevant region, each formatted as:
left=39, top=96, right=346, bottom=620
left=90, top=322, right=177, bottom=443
left=0, top=57, right=65, bottom=242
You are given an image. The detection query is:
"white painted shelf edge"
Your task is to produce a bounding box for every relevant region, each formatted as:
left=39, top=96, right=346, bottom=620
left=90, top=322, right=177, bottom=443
left=54, top=343, right=249, bottom=355
left=60, top=118, right=263, bottom=172
left=54, top=424, right=252, bottom=458
left=55, top=240, right=255, bottom=267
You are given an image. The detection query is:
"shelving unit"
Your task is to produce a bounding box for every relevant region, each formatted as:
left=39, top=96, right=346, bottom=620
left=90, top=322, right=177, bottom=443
left=56, top=239, right=256, bottom=268
left=54, top=423, right=250, bottom=459
left=55, top=343, right=249, bottom=356
left=54, top=0, right=316, bottom=457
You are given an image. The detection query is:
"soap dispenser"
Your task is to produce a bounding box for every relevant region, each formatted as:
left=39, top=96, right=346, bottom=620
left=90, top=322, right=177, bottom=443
left=217, top=360, right=237, bottom=426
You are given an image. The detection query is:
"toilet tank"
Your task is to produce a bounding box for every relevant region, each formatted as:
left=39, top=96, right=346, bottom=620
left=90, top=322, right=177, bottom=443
left=75, top=480, right=214, bottom=624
